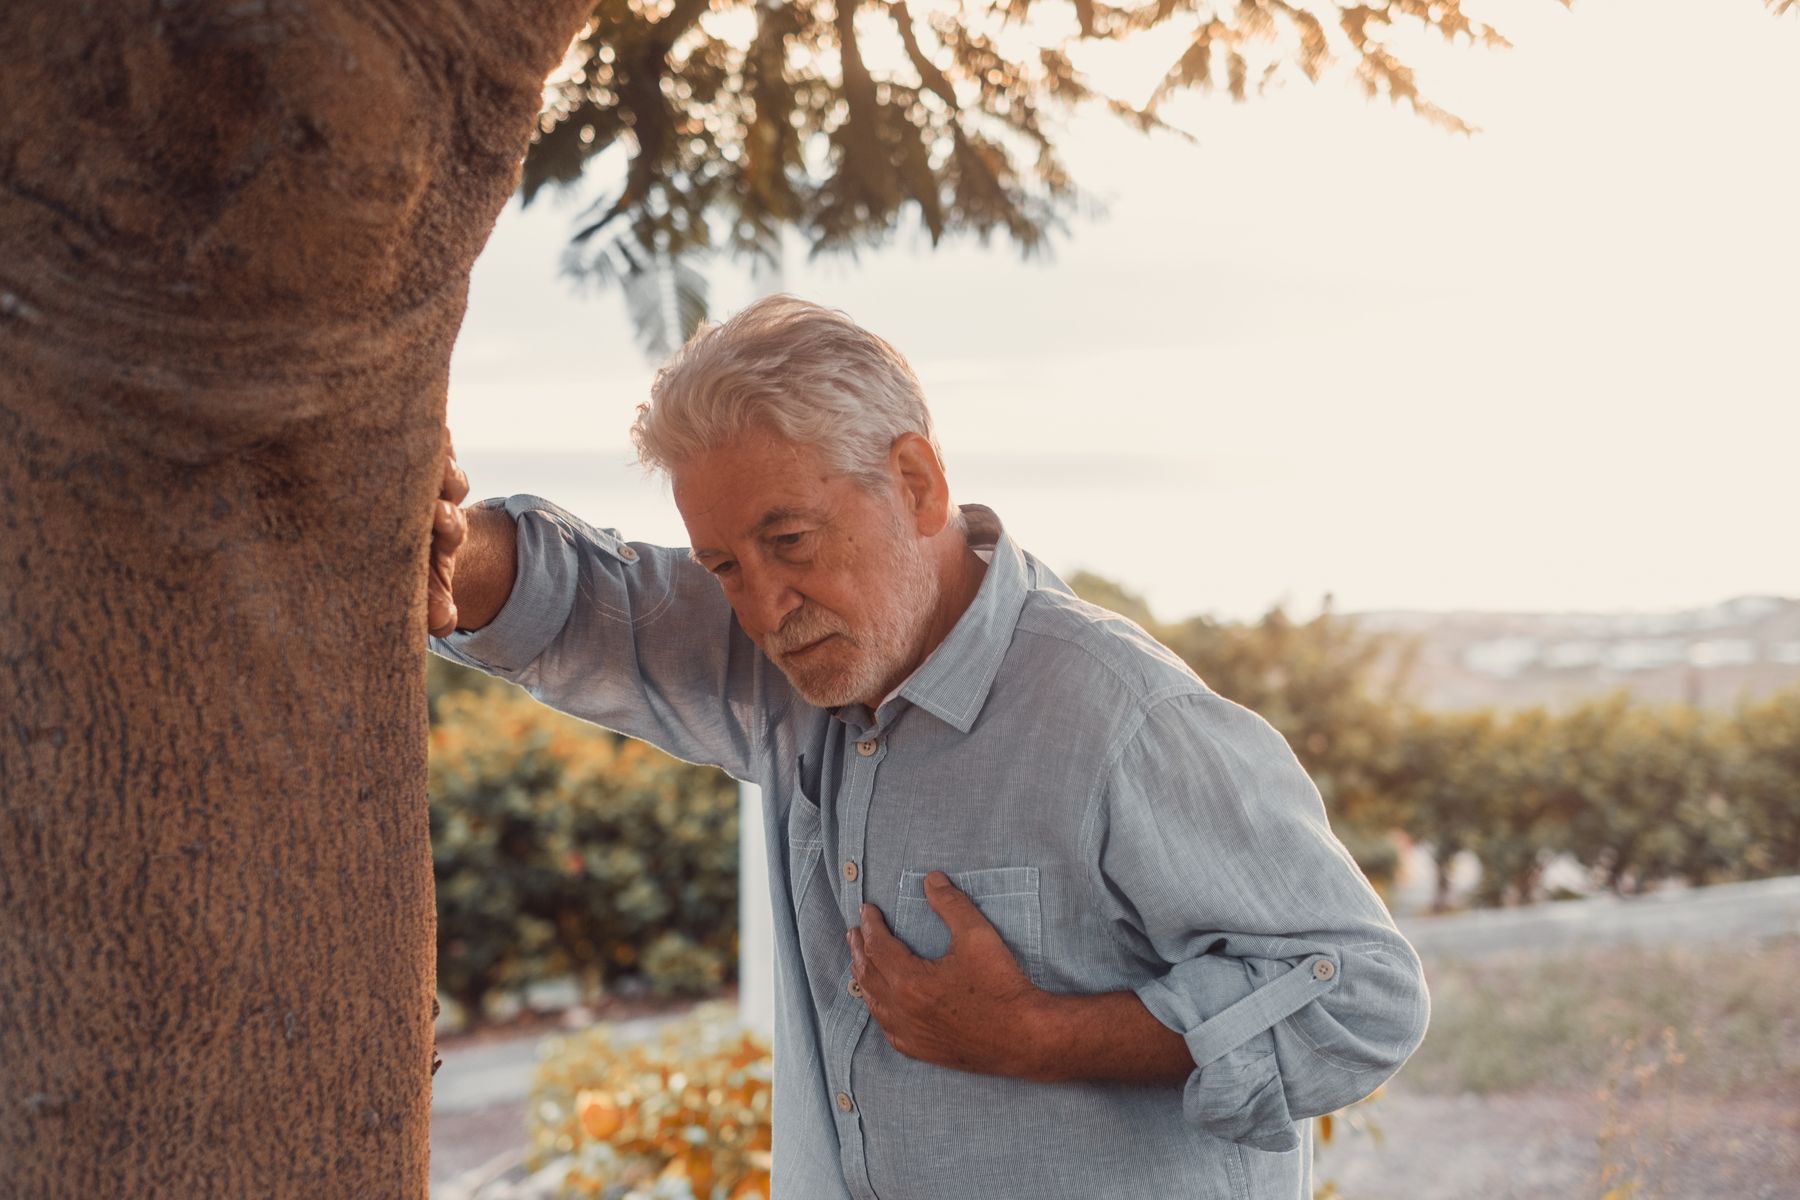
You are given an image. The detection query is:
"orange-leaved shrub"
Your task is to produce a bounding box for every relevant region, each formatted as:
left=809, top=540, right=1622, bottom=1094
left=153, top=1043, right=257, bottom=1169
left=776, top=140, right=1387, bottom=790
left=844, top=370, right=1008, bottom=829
left=528, top=1004, right=771, bottom=1199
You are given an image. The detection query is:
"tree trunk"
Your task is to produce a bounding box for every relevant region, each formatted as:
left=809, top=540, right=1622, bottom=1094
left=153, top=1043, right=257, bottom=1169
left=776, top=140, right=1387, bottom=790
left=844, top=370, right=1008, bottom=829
left=0, top=3, right=591, bottom=1194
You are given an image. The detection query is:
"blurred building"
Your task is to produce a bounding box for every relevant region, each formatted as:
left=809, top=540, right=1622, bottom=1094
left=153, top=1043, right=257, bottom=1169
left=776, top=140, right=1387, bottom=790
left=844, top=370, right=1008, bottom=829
left=1356, top=594, right=1800, bottom=711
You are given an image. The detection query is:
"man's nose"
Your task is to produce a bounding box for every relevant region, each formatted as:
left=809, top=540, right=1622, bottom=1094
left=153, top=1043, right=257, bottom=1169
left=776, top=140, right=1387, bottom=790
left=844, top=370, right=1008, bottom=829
left=737, top=561, right=802, bottom=638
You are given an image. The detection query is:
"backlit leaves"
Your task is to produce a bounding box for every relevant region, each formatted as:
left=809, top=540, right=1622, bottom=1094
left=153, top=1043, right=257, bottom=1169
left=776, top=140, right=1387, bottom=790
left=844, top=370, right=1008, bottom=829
left=525, top=0, right=1543, bottom=350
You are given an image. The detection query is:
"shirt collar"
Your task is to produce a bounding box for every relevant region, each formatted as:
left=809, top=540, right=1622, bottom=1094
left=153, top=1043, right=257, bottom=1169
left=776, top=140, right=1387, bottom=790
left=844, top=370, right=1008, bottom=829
left=872, top=503, right=1031, bottom=735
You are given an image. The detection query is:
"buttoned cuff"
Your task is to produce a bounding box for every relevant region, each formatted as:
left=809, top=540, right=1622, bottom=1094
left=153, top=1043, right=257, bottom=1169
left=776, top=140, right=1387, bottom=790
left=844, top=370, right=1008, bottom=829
left=431, top=494, right=586, bottom=675
left=1135, top=951, right=1342, bottom=1153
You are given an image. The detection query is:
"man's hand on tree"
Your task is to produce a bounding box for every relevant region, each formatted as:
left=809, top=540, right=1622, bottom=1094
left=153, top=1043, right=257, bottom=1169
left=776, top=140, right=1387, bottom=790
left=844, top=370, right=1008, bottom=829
left=428, top=427, right=471, bottom=637
left=848, top=871, right=1050, bottom=1079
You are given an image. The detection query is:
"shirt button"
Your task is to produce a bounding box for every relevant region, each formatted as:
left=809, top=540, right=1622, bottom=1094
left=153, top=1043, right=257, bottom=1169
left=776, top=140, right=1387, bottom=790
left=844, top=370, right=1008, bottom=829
left=848, top=978, right=864, bottom=998
left=856, top=738, right=878, bottom=757
left=618, top=544, right=637, bottom=561
left=1312, top=959, right=1336, bottom=981
left=836, top=1091, right=855, bottom=1112
left=843, top=860, right=859, bottom=882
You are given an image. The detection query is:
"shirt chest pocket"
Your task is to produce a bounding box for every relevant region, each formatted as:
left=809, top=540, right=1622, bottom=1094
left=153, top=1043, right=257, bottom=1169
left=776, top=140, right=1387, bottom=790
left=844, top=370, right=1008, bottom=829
left=786, top=783, right=825, bottom=912
left=893, top=866, right=1044, bottom=987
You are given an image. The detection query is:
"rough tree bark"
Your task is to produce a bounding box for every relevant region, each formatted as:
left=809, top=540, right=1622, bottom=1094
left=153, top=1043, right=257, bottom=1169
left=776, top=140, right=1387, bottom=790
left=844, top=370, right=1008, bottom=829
left=0, top=2, right=592, bottom=1194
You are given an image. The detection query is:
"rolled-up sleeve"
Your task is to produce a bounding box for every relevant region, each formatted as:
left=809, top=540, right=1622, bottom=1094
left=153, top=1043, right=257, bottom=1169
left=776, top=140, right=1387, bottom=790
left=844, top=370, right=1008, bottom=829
left=1086, top=689, right=1430, bottom=1152
left=433, top=496, right=583, bottom=675
left=428, top=494, right=787, bottom=781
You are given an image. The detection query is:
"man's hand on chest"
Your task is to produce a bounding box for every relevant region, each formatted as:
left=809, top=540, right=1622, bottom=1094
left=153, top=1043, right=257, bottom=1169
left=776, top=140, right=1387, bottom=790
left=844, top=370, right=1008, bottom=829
left=848, top=870, right=1196, bottom=1088
left=847, top=870, right=1046, bottom=1077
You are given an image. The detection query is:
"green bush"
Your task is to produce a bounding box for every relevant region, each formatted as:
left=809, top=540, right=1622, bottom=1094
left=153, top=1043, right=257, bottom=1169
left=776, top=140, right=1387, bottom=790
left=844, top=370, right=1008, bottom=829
left=1555, top=696, right=1747, bottom=895
left=1068, top=574, right=1800, bottom=906
left=1728, top=689, right=1800, bottom=878
left=428, top=580, right=1800, bottom=1025
left=429, top=688, right=738, bottom=1018
left=427, top=652, right=523, bottom=723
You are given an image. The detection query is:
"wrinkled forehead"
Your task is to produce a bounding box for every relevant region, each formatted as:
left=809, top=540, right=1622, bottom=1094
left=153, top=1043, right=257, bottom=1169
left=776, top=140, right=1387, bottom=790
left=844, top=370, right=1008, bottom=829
left=670, top=433, right=848, bottom=547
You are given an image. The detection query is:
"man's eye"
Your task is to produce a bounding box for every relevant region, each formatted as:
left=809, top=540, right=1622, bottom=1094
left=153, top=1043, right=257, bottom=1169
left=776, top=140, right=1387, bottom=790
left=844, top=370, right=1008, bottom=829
left=773, top=532, right=806, bottom=549
left=710, top=561, right=737, bottom=577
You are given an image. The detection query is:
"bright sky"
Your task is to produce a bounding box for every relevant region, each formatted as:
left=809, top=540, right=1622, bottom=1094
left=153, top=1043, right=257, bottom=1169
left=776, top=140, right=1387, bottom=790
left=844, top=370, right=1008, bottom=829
left=447, top=0, right=1799, bottom=623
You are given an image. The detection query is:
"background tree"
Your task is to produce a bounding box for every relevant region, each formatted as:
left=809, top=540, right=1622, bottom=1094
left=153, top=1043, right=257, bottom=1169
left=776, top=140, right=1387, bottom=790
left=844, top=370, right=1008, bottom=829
left=1557, top=696, right=1744, bottom=897
left=1160, top=600, right=1412, bottom=826
left=1384, top=708, right=1501, bottom=912
left=1069, top=573, right=1413, bottom=887
left=0, top=3, right=592, bottom=1194
left=522, top=0, right=1533, bottom=350
left=1458, top=706, right=1575, bottom=907
left=1723, top=689, right=1800, bottom=879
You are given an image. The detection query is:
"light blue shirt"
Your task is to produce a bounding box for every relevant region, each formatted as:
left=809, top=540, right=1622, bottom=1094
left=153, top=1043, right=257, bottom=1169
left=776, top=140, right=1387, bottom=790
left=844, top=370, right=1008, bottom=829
left=430, top=496, right=1430, bottom=1200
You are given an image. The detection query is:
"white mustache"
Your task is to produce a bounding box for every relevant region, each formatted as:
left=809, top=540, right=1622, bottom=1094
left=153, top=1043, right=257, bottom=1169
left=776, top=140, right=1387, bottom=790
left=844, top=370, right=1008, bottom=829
left=767, top=608, right=850, bottom=656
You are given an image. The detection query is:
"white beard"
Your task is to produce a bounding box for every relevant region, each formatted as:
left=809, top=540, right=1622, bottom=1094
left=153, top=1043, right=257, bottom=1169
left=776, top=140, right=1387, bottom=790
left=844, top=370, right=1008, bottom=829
left=765, top=516, right=942, bottom=709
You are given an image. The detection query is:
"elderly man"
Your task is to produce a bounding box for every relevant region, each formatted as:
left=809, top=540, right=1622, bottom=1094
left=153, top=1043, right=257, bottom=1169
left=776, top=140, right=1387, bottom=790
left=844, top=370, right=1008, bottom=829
left=426, top=295, right=1429, bottom=1199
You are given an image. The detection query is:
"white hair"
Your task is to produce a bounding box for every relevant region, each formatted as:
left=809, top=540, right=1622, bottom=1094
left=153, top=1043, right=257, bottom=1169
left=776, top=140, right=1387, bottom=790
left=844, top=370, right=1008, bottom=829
left=631, top=294, right=946, bottom=488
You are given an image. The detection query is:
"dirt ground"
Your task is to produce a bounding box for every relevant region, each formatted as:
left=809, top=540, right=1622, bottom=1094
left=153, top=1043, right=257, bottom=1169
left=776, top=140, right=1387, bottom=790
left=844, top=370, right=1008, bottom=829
left=1315, top=1081, right=1800, bottom=1200
left=431, top=1078, right=1800, bottom=1198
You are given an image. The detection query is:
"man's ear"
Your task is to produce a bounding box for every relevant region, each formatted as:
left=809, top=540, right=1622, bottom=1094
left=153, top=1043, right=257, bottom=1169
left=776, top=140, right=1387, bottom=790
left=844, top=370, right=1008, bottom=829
left=889, top=432, right=953, bottom=537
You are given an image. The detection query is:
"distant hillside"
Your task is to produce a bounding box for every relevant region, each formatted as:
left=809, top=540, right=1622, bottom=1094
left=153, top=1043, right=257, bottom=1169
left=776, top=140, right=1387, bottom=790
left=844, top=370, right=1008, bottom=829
left=1351, top=595, right=1800, bottom=711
